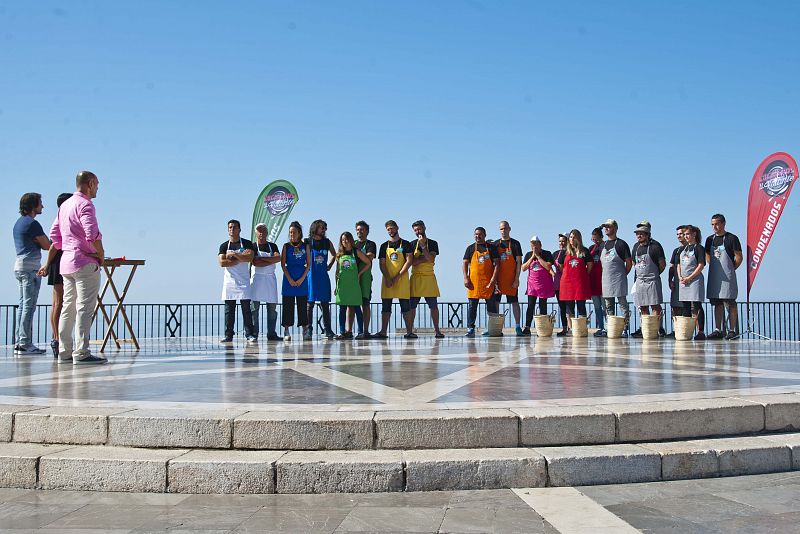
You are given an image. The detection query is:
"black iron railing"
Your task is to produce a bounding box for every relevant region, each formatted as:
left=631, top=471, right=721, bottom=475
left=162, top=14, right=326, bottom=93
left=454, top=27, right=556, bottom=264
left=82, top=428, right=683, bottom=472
left=3, top=301, right=799, bottom=345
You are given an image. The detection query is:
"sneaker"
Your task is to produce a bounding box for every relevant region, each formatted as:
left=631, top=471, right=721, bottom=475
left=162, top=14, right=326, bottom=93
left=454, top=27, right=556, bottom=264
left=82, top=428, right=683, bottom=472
left=694, top=332, right=706, bottom=341
left=373, top=332, right=388, bottom=339
left=58, top=357, right=73, bottom=364
left=50, top=339, right=59, bottom=358
left=521, top=327, right=531, bottom=337
left=631, top=329, right=643, bottom=338
left=220, top=336, right=233, bottom=343
left=246, top=336, right=258, bottom=343
left=403, top=333, right=418, bottom=339
left=335, top=332, right=353, bottom=340
left=303, top=329, right=313, bottom=341
left=325, top=331, right=335, bottom=340
left=707, top=330, right=724, bottom=340
left=266, top=334, right=282, bottom=341
left=435, top=332, right=446, bottom=339
left=16, top=345, right=46, bottom=355
left=556, top=329, right=568, bottom=337
left=74, top=355, right=108, bottom=365
left=354, top=333, right=366, bottom=340
left=482, top=331, right=491, bottom=336
left=283, top=334, right=292, bottom=342
left=666, top=332, right=676, bottom=339
left=724, top=331, right=739, bottom=340
left=593, top=329, right=607, bottom=338
left=658, top=327, right=667, bottom=338
left=515, top=326, right=524, bottom=337
left=465, top=328, right=475, bottom=338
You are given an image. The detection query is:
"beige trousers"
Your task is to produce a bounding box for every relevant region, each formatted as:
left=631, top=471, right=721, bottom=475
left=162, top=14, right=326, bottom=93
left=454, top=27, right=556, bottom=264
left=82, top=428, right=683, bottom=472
left=59, top=263, right=101, bottom=361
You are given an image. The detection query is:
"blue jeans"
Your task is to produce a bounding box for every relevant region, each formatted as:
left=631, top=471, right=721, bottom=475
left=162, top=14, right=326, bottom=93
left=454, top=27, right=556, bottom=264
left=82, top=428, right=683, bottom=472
left=15, top=269, right=41, bottom=347
left=250, top=301, right=277, bottom=337
left=591, top=295, right=606, bottom=330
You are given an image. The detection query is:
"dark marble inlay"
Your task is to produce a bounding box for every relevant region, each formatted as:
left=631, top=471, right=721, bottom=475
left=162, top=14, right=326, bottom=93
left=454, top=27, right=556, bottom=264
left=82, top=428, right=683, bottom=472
left=0, top=368, right=376, bottom=404
left=436, top=366, right=800, bottom=402
left=326, top=361, right=468, bottom=390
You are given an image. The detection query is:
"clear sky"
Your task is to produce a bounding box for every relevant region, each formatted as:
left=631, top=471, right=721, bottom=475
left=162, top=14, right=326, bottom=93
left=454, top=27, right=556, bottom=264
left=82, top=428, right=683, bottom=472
left=2, top=0, right=798, bottom=304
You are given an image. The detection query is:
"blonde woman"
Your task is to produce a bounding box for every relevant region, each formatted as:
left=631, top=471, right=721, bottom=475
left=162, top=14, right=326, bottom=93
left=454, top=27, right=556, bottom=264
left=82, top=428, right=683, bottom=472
left=558, top=229, right=593, bottom=335
left=334, top=232, right=371, bottom=339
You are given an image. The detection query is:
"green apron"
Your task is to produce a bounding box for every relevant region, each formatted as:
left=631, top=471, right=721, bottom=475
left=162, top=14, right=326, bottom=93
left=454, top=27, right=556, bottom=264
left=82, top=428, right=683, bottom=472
left=335, top=252, right=362, bottom=306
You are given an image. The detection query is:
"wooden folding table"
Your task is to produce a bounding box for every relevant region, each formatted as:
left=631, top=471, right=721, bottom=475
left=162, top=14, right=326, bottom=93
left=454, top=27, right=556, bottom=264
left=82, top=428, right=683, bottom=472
left=92, top=259, right=146, bottom=353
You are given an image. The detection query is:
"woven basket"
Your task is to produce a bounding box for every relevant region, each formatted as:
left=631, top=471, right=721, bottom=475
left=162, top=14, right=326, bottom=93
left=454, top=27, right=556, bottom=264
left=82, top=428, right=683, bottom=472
left=673, top=316, right=696, bottom=341
left=534, top=314, right=554, bottom=337
left=487, top=311, right=506, bottom=337
left=640, top=314, right=661, bottom=340
left=571, top=316, right=588, bottom=337
left=607, top=315, right=626, bottom=338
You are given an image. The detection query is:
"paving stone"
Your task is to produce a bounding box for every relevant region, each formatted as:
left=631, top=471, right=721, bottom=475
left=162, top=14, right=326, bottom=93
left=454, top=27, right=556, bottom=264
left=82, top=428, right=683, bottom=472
left=607, top=398, right=764, bottom=442
left=276, top=450, right=403, bottom=493
left=233, top=411, right=373, bottom=450
left=108, top=409, right=244, bottom=448
left=736, top=394, right=800, bottom=431
left=697, top=437, right=793, bottom=477
left=374, top=409, right=518, bottom=449
left=762, top=433, right=800, bottom=469
left=0, top=405, right=41, bottom=442
left=640, top=441, right=719, bottom=480
left=537, top=444, right=661, bottom=486
left=513, top=406, right=615, bottom=446
left=13, top=406, right=130, bottom=445
left=39, top=445, right=189, bottom=492
left=335, top=505, right=445, bottom=533
left=403, top=448, right=546, bottom=491
left=168, top=449, right=285, bottom=494
left=0, top=443, right=72, bottom=488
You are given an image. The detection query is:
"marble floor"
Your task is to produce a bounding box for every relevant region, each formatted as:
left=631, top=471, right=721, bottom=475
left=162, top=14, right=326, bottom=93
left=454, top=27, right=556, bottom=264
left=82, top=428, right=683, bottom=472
left=1, top=336, right=800, bottom=411
left=1, top=472, right=799, bottom=532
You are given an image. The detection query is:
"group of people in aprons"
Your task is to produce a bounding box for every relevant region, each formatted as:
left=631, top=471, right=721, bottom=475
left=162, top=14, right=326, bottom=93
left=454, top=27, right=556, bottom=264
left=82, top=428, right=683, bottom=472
left=497, top=214, right=742, bottom=340
left=219, top=218, right=446, bottom=342
left=220, top=213, right=743, bottom=342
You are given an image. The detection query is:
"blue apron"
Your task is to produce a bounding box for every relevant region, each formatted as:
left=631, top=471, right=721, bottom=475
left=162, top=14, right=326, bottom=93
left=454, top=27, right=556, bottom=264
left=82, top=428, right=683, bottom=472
left=282, top=243, right=308, bottom=297
left=307, top=239, right=332, bottom=302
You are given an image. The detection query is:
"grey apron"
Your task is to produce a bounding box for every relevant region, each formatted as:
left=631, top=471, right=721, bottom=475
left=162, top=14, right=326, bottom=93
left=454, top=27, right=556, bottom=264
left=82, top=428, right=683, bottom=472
left=633, top=242, right=662, bottom=306
left=678, top=244, right=705, bottom=302
left=707, top=233, right=738, bottom=300
left=600, top=240, right=628, bottom=297
left=669, top=246, right=683, bottom=307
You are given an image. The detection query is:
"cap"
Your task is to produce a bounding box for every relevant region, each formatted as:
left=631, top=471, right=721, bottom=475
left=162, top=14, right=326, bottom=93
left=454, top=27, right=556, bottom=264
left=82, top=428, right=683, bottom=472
left=638, top=219, right=651, bottom=229
left=255, top=223, right=267, bottom=231
left=530, top=235, right=541, bottom=242
left=634, top=224, right=651, bottom=234
left=601, top=218, right=618, bottom=228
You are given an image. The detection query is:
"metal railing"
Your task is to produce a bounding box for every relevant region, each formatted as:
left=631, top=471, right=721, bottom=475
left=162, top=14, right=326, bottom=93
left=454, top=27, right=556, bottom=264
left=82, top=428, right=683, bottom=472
left=3, top=301, right=799, bottom=345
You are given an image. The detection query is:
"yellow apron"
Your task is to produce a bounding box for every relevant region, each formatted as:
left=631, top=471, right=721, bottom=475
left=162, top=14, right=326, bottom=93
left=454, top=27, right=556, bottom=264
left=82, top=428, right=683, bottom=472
left=381, top=240, right=411, bottom=299
left=410, top=240, right=440, bottom=298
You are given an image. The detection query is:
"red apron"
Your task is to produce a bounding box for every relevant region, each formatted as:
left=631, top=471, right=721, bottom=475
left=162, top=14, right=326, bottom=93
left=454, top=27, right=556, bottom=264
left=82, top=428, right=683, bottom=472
left=467, top=244, right=494, bottom=300
left=496, top=240, right=518, bottom=295
left=560, top=254, right=591, bottom=300
left=588, top=243, right=603, bottom=297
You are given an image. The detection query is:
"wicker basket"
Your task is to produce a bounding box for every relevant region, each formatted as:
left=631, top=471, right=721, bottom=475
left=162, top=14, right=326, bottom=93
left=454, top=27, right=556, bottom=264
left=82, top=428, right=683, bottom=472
left=486, top=311, right=506, bottom=337
left=607, top=315, right=626, bottom=338
left=571, top=316, right=588, bottom=337
left=640, top=314, right=661, bottom=340
left=534, top=314, right=554, bottom=337
left=673, top=316, right=696, bottom=341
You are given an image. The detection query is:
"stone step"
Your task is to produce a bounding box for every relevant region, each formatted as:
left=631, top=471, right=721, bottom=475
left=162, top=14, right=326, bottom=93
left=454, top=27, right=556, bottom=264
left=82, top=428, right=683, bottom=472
left=1, top=433, right=798, bottom=494
left=3, top=394, right=800, bottom=450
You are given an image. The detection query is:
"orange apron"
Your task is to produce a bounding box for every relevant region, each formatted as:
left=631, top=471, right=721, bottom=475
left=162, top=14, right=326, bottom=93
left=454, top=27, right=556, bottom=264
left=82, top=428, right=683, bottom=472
left=467, top=244, right=494, bottom=300
left=496, top=239, right=518, bottom=295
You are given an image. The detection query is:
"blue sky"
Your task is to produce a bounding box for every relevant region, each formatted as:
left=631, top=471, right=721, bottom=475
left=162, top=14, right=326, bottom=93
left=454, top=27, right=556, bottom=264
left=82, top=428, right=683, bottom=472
left=2, top=0, right=798, bottom=304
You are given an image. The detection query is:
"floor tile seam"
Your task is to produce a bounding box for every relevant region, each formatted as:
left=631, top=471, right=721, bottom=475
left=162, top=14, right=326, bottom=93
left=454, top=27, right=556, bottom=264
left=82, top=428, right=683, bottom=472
left=288, top=360, right=408, bottom=404
left=511, top=363, right=784, bottom=379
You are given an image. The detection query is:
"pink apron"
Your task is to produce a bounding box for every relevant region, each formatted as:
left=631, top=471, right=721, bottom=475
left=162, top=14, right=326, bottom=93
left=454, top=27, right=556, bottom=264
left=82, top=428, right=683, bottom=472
left=526, top=258, right=555, bottom=298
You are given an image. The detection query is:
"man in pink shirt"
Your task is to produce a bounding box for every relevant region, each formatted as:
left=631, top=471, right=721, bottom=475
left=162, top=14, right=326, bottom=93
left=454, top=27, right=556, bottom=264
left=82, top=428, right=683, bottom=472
left=49, top=171, right=107, bottom=365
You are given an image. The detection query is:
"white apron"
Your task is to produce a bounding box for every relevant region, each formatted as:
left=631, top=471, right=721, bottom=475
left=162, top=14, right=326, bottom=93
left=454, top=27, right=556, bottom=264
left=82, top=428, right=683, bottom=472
left=221, top=240, right=252, bottom=301
left=250, top=244, right=279, bottom=304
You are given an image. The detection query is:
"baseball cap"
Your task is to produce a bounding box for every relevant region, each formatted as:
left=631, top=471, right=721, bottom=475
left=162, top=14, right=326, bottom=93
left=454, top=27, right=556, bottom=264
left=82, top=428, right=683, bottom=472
left=601, top=219, right=618, bottom=228
left=638, top=219, right=651, bottom=229
left=634, top=224, right=651, bottom=234
left=530, top=235, right=541, bottom=242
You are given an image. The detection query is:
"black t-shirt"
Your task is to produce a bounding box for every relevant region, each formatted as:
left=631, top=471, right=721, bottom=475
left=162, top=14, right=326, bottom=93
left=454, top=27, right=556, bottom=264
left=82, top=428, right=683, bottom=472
left=603, top=239, right=632, bottom=260
left=632, top=240, right=666, bottom=264
left=669, top=245, right=684, bottom=283
left=495, top=238, right=523, bottom=258
left=588, top=243, right=604, bottom=263
left=463, top=243, right=500, bottom=261
left=256, top=242, right=280, bottom=255
left=308, top=237, right=331, bottom=251
left=218, top=239, right=256, bottom=256
left=523, top=250, right=555, bottom=264
left=356, top=239, right=377, bottom=268
left=553, top=248, right=567, bottom=268
left=378, top=239, right=413, bottom=259
left=412, top=238, right=439, bottom=256
left=704, top=233, right=742, bottom=262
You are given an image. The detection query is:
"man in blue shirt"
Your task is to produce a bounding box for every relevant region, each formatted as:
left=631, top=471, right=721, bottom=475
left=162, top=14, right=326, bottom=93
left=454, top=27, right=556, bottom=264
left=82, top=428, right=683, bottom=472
left=13, top=193, right=51, bottom=354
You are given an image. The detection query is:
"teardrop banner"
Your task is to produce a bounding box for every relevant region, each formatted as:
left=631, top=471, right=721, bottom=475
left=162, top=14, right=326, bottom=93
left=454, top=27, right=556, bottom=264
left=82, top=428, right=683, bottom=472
left=746, top=152, right=797, bottom=298
left=251, top=180, right=300, bottom=243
